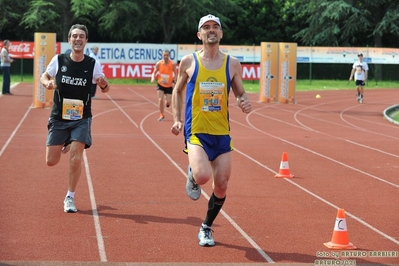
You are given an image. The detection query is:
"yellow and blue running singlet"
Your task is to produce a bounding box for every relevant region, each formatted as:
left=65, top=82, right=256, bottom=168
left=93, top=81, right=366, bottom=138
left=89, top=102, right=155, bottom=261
left=184, top=52, right=233, bottom=160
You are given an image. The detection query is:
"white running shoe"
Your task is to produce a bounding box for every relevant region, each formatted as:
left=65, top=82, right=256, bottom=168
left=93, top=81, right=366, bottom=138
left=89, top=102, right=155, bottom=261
left=185, top=165, right=201, bottom=200
left=198, top=224, right=215, bottom=246
left=64, top=196, right=77, bottom=213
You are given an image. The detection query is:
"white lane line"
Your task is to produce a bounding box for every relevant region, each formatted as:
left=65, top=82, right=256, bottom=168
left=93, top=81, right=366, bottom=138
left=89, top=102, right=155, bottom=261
left=83, top=151, right=107, bottom=262
left=138, top=111, right=275, bottom=263
left=0, top=104, right=32, bottom=157
left=114, top=87, right=274, bottom=262
left=237, top=109, right=399, bottom=246
left=234, top=148, right=399, bottom=246
left=236, top=112, right=399, bottom=189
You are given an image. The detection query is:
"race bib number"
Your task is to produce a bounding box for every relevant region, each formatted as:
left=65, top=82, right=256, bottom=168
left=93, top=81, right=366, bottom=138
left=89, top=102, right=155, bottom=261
left=199, top=82, right=224, bottom=112
left=160, top=74, right=170, bottom=85
left=62, top=98, right=84, bottom=120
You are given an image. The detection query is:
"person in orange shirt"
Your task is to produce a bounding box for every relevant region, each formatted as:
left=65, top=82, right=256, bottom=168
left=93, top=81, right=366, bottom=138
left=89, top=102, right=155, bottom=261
left=151, top=49, right=177, bottom=121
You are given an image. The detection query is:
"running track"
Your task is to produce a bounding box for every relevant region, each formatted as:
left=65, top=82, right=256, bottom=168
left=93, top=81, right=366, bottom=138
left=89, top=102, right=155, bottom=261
left=0, top=83, right=398, bottom=266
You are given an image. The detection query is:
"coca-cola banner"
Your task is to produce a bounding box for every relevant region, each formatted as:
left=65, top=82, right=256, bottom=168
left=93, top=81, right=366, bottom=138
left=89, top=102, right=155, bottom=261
left=0, top=41, right=60, bottom=59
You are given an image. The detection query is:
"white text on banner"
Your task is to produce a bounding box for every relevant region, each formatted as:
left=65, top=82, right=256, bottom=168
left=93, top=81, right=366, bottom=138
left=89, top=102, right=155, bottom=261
left=277, top=43, right=297, bottom=103
left=259, top=42, right=279, bottom=103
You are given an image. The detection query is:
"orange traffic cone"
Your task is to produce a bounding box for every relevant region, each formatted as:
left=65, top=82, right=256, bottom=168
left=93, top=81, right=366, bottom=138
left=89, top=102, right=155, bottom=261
left=324, top=209, right=357, bottom=250
left=275, top=152, right=294, bottom=178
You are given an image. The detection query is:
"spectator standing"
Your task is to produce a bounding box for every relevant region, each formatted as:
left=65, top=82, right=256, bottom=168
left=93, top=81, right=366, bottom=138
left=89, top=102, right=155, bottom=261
left=1, top=40, right=14, bottom=95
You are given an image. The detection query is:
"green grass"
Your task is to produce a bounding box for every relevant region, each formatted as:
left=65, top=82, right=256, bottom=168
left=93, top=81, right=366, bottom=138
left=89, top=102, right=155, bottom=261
left=295, top=79, right=399, bottom=91
left=392, top=112, right=399, bottom=121
left=5, top=75, right=399, bottom=93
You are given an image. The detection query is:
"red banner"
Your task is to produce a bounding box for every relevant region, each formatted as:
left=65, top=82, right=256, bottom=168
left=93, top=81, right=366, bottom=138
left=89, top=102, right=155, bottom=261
left=0, top=41, right=259, bottom=80
left=0, top=41, right=60, bottom=59
left=101, top=63, right=260, bottom=80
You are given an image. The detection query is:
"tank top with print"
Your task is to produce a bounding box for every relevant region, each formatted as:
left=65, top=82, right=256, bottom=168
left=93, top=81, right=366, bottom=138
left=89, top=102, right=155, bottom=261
left=157, top=60, right=174, bottom=87
left=51, top=54, right=95, bottom=120
left=184, top=52, right=231, bottom=138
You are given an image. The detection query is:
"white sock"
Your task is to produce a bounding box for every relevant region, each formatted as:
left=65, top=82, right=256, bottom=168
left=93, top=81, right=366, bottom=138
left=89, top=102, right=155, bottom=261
left=66, top=191, right=75, bottom=198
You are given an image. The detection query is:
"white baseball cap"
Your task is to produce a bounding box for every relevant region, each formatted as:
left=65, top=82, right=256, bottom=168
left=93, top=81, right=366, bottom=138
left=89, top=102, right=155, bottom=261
left=198, top=14, right=222, bottom=31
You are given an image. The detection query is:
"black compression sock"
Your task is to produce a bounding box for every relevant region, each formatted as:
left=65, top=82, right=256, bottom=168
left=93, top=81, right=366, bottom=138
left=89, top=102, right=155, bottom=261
left=203, top=193, right=226, bottom=227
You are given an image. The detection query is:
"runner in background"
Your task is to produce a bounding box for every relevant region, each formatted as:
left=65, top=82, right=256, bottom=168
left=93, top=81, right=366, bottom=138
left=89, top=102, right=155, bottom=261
left=349, top=53, right=368, bottom=103
left=151, top=49, right=177, bottom=121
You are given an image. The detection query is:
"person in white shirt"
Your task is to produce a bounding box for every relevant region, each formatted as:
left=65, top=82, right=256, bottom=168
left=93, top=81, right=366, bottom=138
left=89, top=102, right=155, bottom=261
left=349, top=53, right=368, bottom=103
left=89, top=46, right=101, bottom=98
left=40, top=25, right=110, bottom=213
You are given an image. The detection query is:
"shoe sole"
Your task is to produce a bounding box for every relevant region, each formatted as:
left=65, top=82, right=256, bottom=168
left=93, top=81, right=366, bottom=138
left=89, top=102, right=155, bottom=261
left=185, top=184, right=201, bottom=200
left=64, top=208, right=77, bottom=213
left=186, top=165, right=201, bottom=200
left=199, top=243, right=215, bottom=247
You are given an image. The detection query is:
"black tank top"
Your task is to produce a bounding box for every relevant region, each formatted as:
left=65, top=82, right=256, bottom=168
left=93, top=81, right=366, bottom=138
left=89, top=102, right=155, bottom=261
left=50, top=54, right=95, bottom=120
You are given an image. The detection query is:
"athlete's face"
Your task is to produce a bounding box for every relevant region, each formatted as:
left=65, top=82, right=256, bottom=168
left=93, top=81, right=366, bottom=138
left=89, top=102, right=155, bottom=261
left=198, top=21, right=223, bottom=44
left=163, top=52, right=170, bottom=61
left=68, top=29, right=88, bottom=52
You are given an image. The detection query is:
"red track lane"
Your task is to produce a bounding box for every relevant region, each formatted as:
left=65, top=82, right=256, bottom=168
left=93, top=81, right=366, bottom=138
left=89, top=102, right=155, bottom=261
left=0, top=83, right=398, bottom=266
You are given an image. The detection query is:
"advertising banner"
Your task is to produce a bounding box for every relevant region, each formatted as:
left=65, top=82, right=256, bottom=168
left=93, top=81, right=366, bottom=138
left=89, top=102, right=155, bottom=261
left=2, top=40, right=398, bottom=64
left=33, top=33, right=56, bottom=108
left=297, top=46, right=399, bottom=64
left=99, top=63, right=260, bottom=80
left=0, top=41, right=60, bottom=59
left=277, top=43, right=297, bottom=103
left=60, top=43, right=178, bottom=64
left=259, top=42, right=279, bottom=103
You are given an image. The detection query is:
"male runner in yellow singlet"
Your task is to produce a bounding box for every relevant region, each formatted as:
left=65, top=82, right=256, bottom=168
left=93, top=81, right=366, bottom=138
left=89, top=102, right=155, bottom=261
left=171, top=14, right=252, bottom=246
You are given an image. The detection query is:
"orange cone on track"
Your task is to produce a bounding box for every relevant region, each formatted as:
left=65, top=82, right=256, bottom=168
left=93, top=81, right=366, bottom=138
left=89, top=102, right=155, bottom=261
left=275, top=152, right=294, bottom=178
left=324, top=209, right=357, bottom=250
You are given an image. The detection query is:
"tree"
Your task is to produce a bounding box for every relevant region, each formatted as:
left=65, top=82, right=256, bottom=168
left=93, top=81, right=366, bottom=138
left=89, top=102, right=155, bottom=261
left=0, top=0, right=30, bottom=41
left=224, top=0, right=299, bottom=45
left=4, top=0, right=398, bottom=48
left=20, top=0, right=105, bottom=41
left=291, top=0, right=399, bottom=47
left=98, top=0, right=242, bottom=43
left=291, top=0, right=399, bottom=81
